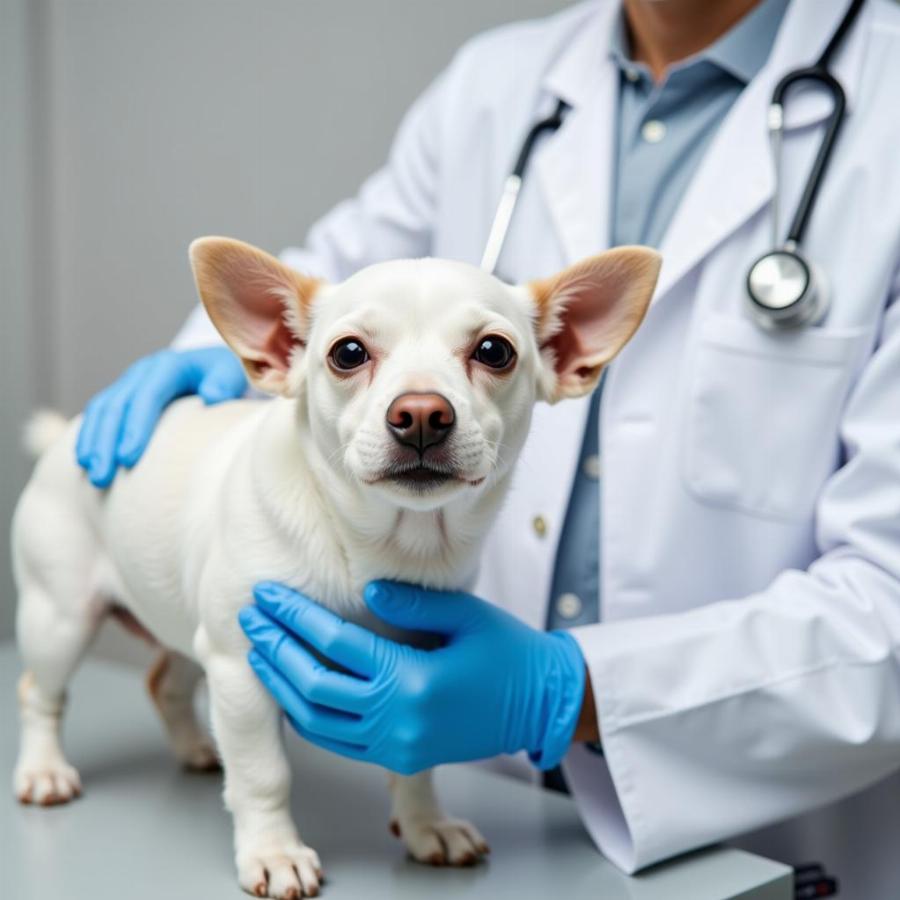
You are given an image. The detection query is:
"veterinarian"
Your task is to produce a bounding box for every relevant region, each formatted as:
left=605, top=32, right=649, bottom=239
left=75, top=0, right=900, bottom=896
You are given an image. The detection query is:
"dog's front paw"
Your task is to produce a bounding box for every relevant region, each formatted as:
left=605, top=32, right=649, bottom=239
left=13, top=757, right=82, bottom=806
left=236, top=839, right=323, bottom=899
left=391, top=814, right=489, bottom=867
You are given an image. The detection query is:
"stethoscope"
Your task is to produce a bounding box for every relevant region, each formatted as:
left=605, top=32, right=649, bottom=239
left=480, top=98, right=569, bottom=275
left=746, top=0, right=863, bottom=329
left=481, top=0, right=865, bottom=332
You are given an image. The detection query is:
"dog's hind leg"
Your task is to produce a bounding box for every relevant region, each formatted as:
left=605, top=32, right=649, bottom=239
left=146, top=650, right=220, bottom=772
left=13, top=584, right=103, bottom=805
left=12, top=483, right=105, bottom=806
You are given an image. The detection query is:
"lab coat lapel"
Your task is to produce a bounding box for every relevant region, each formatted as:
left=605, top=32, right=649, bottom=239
left=534, top=4, right=619, bottom=264
left=526, top=59, right=608, bottom=590
left=653, top=0, right=867, bottom=304
left=509, top=4, right=617, bottom=628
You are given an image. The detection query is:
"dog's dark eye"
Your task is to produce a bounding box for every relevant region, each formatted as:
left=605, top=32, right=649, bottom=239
left=330, top=338, right=369, bottom=371
left=472, top=335, right=515, bottom=370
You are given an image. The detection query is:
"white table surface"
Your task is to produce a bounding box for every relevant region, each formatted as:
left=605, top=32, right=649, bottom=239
left=0, top=645, right=793, bottom=899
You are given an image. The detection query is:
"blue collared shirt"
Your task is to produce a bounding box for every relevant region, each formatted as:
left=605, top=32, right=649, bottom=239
left=546, top=0, right=789, bottom=631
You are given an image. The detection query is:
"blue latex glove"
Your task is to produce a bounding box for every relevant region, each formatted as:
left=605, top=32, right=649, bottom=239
left=238, top=580, right=586, bottom=775
left=76, top=346, right=247, bottom=487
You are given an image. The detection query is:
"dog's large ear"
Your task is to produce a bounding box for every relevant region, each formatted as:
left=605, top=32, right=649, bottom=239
left=189, top=237, right=323, bottom=396
left=528, top=247, right=661, bottom=402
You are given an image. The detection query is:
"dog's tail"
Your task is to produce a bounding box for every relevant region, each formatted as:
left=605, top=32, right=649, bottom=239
left=22, top=410, right=69, bottom=459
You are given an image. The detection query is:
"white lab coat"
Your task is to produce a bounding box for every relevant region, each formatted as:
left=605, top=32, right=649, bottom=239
left=175, top=1, right=900, bottom=894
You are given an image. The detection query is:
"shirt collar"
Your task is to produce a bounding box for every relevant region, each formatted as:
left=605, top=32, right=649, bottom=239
left=610, top=0, right=790, bottom=85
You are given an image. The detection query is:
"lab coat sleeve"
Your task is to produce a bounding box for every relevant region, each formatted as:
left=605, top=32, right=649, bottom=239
left=171, top=58, right=451, bottom=350
left=564, top=275, right=900, bottom=873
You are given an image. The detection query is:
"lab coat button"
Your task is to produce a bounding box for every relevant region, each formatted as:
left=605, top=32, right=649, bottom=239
left=642, top=119, right=667, bottom=143
left=583, top=454, right=602, bottom=479
left=532, top=515, right=547, bottom=538
left=556, top=593, right=583, bottom=620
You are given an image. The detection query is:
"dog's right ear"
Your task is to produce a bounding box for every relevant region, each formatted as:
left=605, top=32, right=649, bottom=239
left=189, top=237, right=323, bottom=396
left=527, top=247, right=661, bottom=403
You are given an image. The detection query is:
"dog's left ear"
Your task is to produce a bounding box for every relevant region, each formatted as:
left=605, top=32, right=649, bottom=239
left=528, top=247, right=661, bottom=402
left=189, top=237, right=323, bottom=396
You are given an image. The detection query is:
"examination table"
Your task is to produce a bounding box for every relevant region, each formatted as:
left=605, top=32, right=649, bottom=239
left=0, top=645, right=792, bottom=899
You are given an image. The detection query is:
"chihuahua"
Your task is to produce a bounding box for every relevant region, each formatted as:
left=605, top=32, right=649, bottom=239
left=11, top=238, right=660, bottom=898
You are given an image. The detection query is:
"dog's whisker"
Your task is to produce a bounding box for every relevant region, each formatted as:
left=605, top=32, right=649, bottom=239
left=325, top=440, right=353, bottom=466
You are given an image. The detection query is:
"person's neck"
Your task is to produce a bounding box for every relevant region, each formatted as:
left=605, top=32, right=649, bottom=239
left=623, top=0, right=763, bottom=82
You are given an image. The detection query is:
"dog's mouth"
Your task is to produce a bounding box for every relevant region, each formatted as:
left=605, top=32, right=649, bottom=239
left=368, top=462, right=484, bottom=492
left=384, top=463, right=458, bottom=491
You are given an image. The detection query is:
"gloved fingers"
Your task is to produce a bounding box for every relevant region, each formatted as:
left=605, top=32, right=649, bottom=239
left=87, top=391, right=137, bottom=487
left=198, top=351, right=247, bottom=404
left=76, top=390, right=111, bottom=471
left=253, top=582, right=385, bottom=680
left=116, top=351, right=201, bottom=466
left=75, top=357, right=151, bottom=478
left=363, top=580, right=484, bottom=635
left=239, top=606, right=371, bottom=714
left=285, top=713, right=372, bottom=765
left=247, top=650, right=367, bottom=745
left=77, top=358, right=152, bottom=486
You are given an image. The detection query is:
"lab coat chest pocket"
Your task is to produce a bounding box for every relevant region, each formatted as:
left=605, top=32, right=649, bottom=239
left=682, top=313, right=866, bottom=521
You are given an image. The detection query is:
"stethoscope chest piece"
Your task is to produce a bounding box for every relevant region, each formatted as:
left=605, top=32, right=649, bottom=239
left=746, top=247, right=827, bottom=330
left=741, top=0, right=864, bottom=331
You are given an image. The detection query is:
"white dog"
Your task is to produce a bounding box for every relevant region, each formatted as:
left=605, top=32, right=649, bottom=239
left=11, top=238, right=659, bottom=898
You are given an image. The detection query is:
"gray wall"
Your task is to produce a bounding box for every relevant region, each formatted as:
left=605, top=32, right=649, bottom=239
left=0, top=0, right=565, bottom=647
left=1, top=0, right=41, bottom=647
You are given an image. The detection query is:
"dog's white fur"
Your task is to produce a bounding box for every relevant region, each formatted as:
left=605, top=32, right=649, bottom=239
left=11, top=239, right=660, bottom=898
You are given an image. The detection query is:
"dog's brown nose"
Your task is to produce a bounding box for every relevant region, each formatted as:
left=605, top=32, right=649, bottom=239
left=386, top=392, right=455, bottom=453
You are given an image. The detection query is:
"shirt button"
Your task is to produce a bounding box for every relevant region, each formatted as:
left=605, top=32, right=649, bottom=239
left=583, top=454, right=602, bottom=479
left=624, top=67, right=640, bottom=83
left=532, top=515, right=548, bottom=538
left=641, top=119, right=667, bottom=143
left=556, top=593, right=583, bottom=620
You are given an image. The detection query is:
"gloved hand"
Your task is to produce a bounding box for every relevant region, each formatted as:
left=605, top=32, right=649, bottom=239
left=238, top=580, right=587, bottom=775
left=76, top=346, right=246, bottom=487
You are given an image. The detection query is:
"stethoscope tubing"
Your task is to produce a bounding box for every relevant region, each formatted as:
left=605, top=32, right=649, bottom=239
left=481, top=0, right=865, bottom=332
left=480, top=99, right=568, bottom=273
